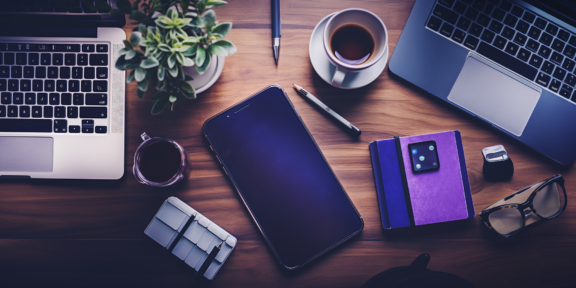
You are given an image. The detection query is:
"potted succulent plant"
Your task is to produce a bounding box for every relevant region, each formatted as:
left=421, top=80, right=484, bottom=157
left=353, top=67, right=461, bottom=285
left=111, top=0, right=237, bottom=114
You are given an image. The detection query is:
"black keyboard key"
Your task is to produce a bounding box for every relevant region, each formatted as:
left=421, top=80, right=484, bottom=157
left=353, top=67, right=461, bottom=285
left=82, top=120, right=94, bottom=125
left=510, top=5, right=524, bottom=17
left=67, top=106, right=78, bottom=118
left=439, top=0, right=455, bottom=7
left=82, top=126, right=94, bottom=133
left=84, top=67, right=95, bottom=79
left=522, top=12, right=535, bottom=23
left=491, top=7, right=505, bottom=21
left=454, top=1, right=467, bottom=14
left=549, top=78, right=561, bottom=93
left=93, top=81, right=107, bottom=92
left=61, top=93, right=71, bottom=105
left=11, top=66, right=22, bottom=78
left=0, top=80, right=5, bottom=91
left=457, top=17, right=471, bottom=30
left=536, top=72, right=551, bottom=87
left=488, top=19, right=503, bottom=33
left=534, top=18, right=547, bottom=29
left=545, top=24, right=558, bottom=36
left=469, top=23, right=483, bottom=37
left=553, top=66, right=566, bottom=81
left=4, top=53, right=14, bottom=65
left=558, top=30, right=570, bottom=42
left=80, top=107, right=107, bottom=118
left=56, top=80, right=67, bottom=92
left=52, top=53, right=63, bottom=65
left=37, top=93, right=47, bottom=105
left=503, top=14, right=517, bottom=27
left=90, top=54, right=108, bottom=66
left=20, top=80, right=31, bottom=93
left=513, top=33, right=527, bottom=46
left=477, top=13, right=491, bottom=27
left=472, top=0, right=486, bottom=10
left=86, top=93, right=107, bottom=105
left=0, top=106, right=4, bottom=117
left=48, top=67, right=58, bottom=79
left=19, top=106, right=30, bottom=117
left=40, top=53, right=50, bottom=65
left=516, top=20, right=529, bottom=34
left=69, top=125, right=80, bottom=133
left=16, top=53, right=26, bottom=65
left=526, top=39, right=539, bottom=52
left=452, top=29, right=466, bottom=43
left=25, top=93, right=35, bottom=104
left=43, top=106, right=52, bottom=118
left=35, top=66, right=46, bottom=78
left=23, top=66, right=34, bottom=78
left=562, top=59, right=575, bottom=73
left=539, top=33, right=553, bottom=46
left=60, top=67, right=70, bottom=79
left=565, top=45, right=576, bottom=58
left=54, top=106, right=65, bottom=118
left=7, top=106, right=17, bottom=117
left=72, top=67, right=83, bottom=79
left=32, top=106, right=42, bottom=118
left=77, top=54, right=88, bottom=66
left=73, top=93, right=84, bottom=105
left=477, top=42, right=537, bottom=80
left=551, top=39, right=565, bottom=53
left=500, top=1, right=512, bottom=11
left=542, top=61, right=555, bottom=74
left=53, top=119, right=67, bottom=132
left=481, top=29, right=495, bottom=43
left=517, top=48, right=530, bottom=62
left=95, top=126, right=107, bottom=134
left=96, top=67, right=108, bottom=79
left=56, top=44, right=80, bottom=52
left=551, top=52, right=564, bottom=65
left=560, top=85, right=573, bottom=98
left=13, top=93, right=23, bottom=104
left=528, top=26, right=541, bottom=40
left=2, top=92, right=11, bottom=104
left=81, top=80, right=91, bottom=92
left=0, top=53, right=3, bottom=65
left=465, top=35, right=480, bottom=50
left=82, top=44, right=95, bottom=53
left=465, top=7, right=479, bottom=21
left=69, top=80, right=80, bottom=92
left=538, top=46, right=551, bottom=59
left=0, top=119, right=53, bottom=132
left=96, top=45, right=108, bottom=53
left=8, top=80, right=18, bottom=91
left=484, top=3, right=494, bottom=15
left=49, top=93, right=59, bottom=105
left=65, top=54, right=75, bottom=66
left=440, top=23, right=455, bottom=37
left=566, top=74, right=576, bottom=86
left=570, top=35, right=576, bottom=46
left=0, top=66, right=8, bottom=78
left=501, top=26, right=515, bottom=40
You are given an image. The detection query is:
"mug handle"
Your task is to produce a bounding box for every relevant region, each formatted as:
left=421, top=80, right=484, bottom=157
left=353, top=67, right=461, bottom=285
left=331, top=66, right=347, bottom=88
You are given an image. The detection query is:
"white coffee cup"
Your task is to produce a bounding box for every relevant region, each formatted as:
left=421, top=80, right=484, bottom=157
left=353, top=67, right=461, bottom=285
left=323, top=9, right=388, bottom=88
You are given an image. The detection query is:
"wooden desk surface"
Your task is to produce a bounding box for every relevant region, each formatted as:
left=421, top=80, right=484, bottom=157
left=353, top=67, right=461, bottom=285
left=2, top=1, right=575, bottom=287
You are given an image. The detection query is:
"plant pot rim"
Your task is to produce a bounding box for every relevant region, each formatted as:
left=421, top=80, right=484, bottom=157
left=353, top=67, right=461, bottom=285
left=183, top=54, right=225, bottom=94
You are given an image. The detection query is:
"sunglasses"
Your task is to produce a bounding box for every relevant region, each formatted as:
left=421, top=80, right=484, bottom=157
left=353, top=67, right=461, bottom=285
left=479, top=174, right=567, bottom=238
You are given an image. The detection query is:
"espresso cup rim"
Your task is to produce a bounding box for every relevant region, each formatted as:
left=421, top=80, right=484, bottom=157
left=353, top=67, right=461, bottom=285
left=323, top=8, right=388, bottom=71
left=133, top=137, right=188, bottom=187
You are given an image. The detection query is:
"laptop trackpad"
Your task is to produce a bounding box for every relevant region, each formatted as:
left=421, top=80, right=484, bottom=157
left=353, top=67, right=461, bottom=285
left=447, top=54, right=541, bottom=137
left=0, top=137, right=53, bottom=172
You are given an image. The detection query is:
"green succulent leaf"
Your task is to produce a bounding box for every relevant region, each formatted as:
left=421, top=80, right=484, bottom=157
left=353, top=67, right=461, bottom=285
left=116, top=0, right=131, bottom=14
left=150, top=91, right=169, bottom=101
left=137, top=88, right=145, bottom=99
left=211, top=22, right=231, bottom=37
left=196, top=51, right=211, bottom=74
left=202, top=10, right=216, bottom=30
left=182, top=45, right=197, bottom=57
left=131, top=10, right=145, bottom=21
left=151, top=96, right=169, bottom=115
left=209, top=44, right=227, bottom=56
left=195, top=46, right=206, bottom=67
left=184, top=74, right=194, bottom=81
left=118, top=48, right=130, bottom=56
left=135, top=67, right=147, bottom=82
left=126, top=70, right=135, bottom=83
left=169, top=95, right=178, bottom=103
left=211, top=39, right=237, bottom=56
left=123, top=40, right=133, bottom=50
left=140, top=56, right=159, bottom=69
left=175, top=52, right=185, bottom=64
left=125, top=49, right=137, bottom=60
left=130, top=31, right=142, bottom=46
left=138, top=24, right=147, bottom=34
left=138, top=79, right=148, bottom=91
left=179, top=81, right=196, bottom=98
left=158, top=43, right=171, bottom=52
left=167, top=53, right=176, bottom=68
left=157, top=66, right=165, bottom=81
left=168, top=65, right=179, bottom=78
left=206, top=0, right=228, bottom=7
left=115, top=55, right=140, bottom=70
left=183, top=56, right=194, bottom=67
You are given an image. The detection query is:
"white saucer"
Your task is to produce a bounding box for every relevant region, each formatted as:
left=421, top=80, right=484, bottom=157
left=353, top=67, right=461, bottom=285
left=309, top=13, right=389, bottom=89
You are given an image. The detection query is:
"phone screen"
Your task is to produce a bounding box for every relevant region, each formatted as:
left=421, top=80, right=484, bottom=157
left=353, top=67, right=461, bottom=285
left=203, top=86, right=363, bottom=269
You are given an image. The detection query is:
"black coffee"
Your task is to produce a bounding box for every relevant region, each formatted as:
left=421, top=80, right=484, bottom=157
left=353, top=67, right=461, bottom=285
left=139, top=141, right=182, bottom=183
left=330, top=24, right=375, bottom=65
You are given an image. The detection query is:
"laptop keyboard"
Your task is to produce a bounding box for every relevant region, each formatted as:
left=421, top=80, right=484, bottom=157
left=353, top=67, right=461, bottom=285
left=0, top=0, right=111, bottom=13
left=0, top=43, right=109, bottom=134
left=427, top=0, right=576, bottom=103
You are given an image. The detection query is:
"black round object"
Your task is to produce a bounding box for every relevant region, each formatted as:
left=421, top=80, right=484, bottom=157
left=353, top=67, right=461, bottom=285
left=360, top=254, right=474, bottom=288
left=483, top=157, right=514, bottom=182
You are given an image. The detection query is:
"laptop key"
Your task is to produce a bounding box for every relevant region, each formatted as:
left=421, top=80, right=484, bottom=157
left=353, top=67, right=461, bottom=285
left=0, top=80, right=5, bottom=91
left=8, top=79, right=18, bottom=91
left=534, top=18, right=547, bottom=29
left=84, top=67, right=95, bottom=79
left=454, top=1, right=467, bottom=14
left=72, top=67, right=83, bottom=79
left=452, top=29, right=466, bottom=43
left=48, top=67, right=58, bottom=79
left=472, top=0, right=486, bottom=11
left=477, top=13, right=490, bottom=27
left=465, top=7, right=479, bottom=21
left=526, top=39, right=539, bottom=52
left=505, top=42, right=519, bottom=56
left=481, top=29, right=495, bottom=43
left=13, top=93, right=23, bottom=104
left=93, top=80, right=107, bottom=92
left=469, top=23, right=483, bottom=37
left=43, top=106, right=53, bottom=118
left=7, top=106, right=18, bottom=117
left=35, top=66, right=46, bottom=78
left=2, top=92, right=11, bottom=104
left=69, top=80, right=80, bottom=92
left=25, top=93, right=35, bottom=104
left=457, top=17, right=471, bottom=31
left=464, top=35, right=479, bottom=50
left=510, top=5, right=524, bottom=17
left=95, top=126, right=107, bottom=133
left=32, top=106, right=42, bottom=118
left=4, top=53, right=14, bottom=65
left=73, top=93, right=84, bottom=105
left=37, top=93, right=48, bottom=105
left=96, top=45, right=108, bottom=53
left=528, top=26, right=541, bottom=40
left=0, top=119, right=52, bottom=132
left=515, top=20, right=529, bottom=34
left=40, top=53, right=50, bottom=65
left=67, top=106, right=78, bottom=118
left=517, top=48, right=530, bottom=62
left=0, top=106, right=5, bottom=117
left=82, top=44, right=95, bottom=53
left=440, top=23, right=454, bottom=37
left=65, top=54, right=75, bottom=66
left=484, top=3, right=494, bottom=15
left=439, top=0, right=455, bottom=8
left=16, top=53, right=26, bottom=65
left=538, top=46, right=551, bottom=59
left=557, top=30, right=570, bottom=42
left=477, top=42, right=537, bottom=80
left=562, top=59, right=575, bottom=73
left=61, top=93, right=71, bottom=105
left=86, top=93, right=107, bottom=105
left=560, top=85, right=573, bottom=98
left=566, top=74, right=576, bottom=86
left=20, top=80, right=31, bottom=92
left=565, top=45, right=576, bottom=58
left=77, top=54, right=88, bottom=66
left=501, top=26, right=514, bottom=40
left=553, top=67, right=566, bottom=81
left=54, top=119, right=67, bottom=133
left=19, top=106, right=30, bottom=117
left=539, top=33, right=553, bottom=46
left=545, top=24, right=558, bottom=36
left=551, top=39, right=565, bottom=53
left=24, top=66, right=34, bottom=78
left=549, top=79, right=561, bottom=93
left=536, top=72, right=551, bottom=87
left=491, top=7, right=505, bottom=21
left=60, top=67, right=70, bottom=79
left=56, top=80, right=67, bottom=92
left=80, top=107, right=107, bottom=118
left=542, top=61, right=554, bottom=74
left=82, top=126, right=94, bottom=133
left=522, top=12, right=535, bottom=24
left=0, top=66, right=8, bottom=78
left=550, top=52, right=563, bottom=66
left=52, top=53, right=63, bottom=65
left=513, top=33, right=527, bottom=46
left=54, top=106, right=65, bottom=118
left=69, top=125, right=80, bottom=133
left=11, top=66, right=22, bottom=78
left=49, top=93, right=59, bottom=105
left=503, top=14, right=517, bottom=27
left=81, top=80, right=91, bottom=92
left=33, top=80, right=43, bottom=92
left=96, top=67, right=108, bottom=79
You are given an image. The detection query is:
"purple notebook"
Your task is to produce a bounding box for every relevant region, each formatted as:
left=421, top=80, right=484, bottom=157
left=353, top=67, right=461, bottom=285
left=369, top=131, right=475, bottom=229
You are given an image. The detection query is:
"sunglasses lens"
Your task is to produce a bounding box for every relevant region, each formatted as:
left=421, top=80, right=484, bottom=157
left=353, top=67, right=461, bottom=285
left=533, top=182, right=565, bottom=218
left=488, top=208, right=523, bottom=235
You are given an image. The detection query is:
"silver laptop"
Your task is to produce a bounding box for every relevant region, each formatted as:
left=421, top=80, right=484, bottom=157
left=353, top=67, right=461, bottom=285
left=0, top=1, right=126, bottom=179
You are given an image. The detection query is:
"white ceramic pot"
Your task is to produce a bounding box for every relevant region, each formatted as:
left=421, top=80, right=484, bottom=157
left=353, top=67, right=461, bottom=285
left=182, top=54, right=225, bottom=94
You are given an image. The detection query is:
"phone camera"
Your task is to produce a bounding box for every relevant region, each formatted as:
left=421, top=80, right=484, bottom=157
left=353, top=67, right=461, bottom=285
left=412, top=149, right=417, bottom=155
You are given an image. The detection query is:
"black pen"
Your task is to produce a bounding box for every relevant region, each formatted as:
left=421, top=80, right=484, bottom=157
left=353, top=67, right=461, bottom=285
left=293, top=84, right=361, bottom=135
left=272, top=0, right=280, bottom=64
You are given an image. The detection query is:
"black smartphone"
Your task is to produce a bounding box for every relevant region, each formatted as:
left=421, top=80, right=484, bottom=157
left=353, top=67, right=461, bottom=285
left=203, top=85, right=363, bottom=270
left=408, top=140, right=440, bottom=173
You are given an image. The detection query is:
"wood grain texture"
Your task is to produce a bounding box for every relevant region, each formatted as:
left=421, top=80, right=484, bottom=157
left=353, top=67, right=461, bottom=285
left=1, top=1, right=576, bottom=287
